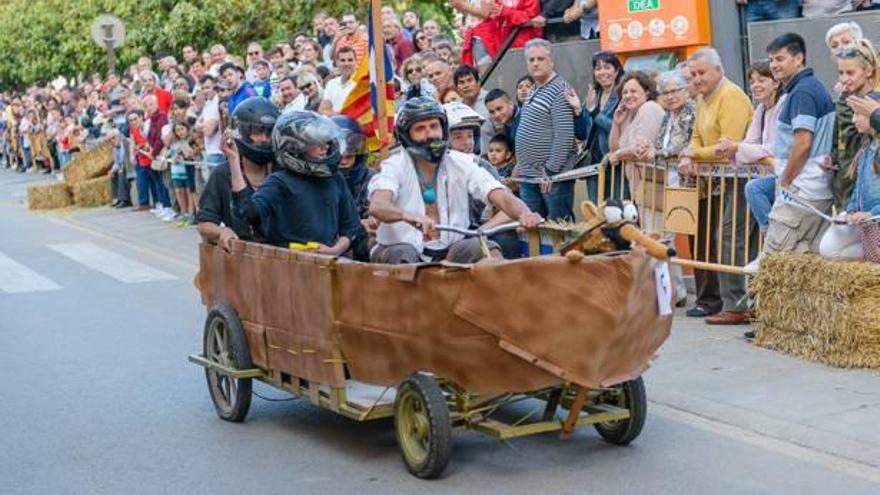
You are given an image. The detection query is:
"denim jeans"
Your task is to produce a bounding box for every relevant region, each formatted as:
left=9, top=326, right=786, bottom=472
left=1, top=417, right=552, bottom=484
left=150, top=168, right=171, bottom=208
left=21, top=146, right=32, bottom=169
left=745, top=175, right=776, bottom=231
left=135, top=166, right=153, bottom=207
left=519, top=180, right=574, bottom=221
left=745, top=0, right=800, bottom=22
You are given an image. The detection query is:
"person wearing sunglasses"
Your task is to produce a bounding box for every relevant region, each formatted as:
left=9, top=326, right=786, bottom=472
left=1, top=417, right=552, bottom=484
left=293, top=72, right=323, bottom=113
left=412, top=28, right=431, bottom=53
left=829, top=39, right=880, bottom=210
left=335, top=13, right=368, bottom=64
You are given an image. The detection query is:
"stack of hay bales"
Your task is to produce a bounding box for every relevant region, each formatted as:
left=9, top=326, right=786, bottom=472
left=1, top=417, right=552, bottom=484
left=26, top=141, right=114, bottom=210
left=26, top=182, right=72, bottom=210
left=752, top=253, right=880, bottom=368
left=70, top=176, right=112, bottom=206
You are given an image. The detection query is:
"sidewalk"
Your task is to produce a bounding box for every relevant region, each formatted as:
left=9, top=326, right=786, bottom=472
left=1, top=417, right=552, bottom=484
left=5, top=168, right=880, bottom=473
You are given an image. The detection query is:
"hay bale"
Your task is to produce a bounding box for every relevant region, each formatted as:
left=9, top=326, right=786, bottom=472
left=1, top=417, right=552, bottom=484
left=752, top=253, right=880, bottom=368
left=71, top=176, right=112, bottom=207
left=63, top=141, right=114, bottom=185
left=27, top=182, right=72, bottom=210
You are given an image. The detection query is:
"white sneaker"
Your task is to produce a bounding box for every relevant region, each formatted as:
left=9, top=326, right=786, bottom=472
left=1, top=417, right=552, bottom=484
left=160, top=209, right=177, bottom=222
left=150, top=204, right=164, bottom=216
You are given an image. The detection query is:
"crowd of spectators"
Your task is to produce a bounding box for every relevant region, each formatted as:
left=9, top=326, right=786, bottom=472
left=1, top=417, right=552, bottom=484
left=1, top=4, right=879, bottom=336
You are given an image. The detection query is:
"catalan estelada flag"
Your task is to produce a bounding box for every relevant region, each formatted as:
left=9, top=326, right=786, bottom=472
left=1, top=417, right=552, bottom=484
left=340, top=0, right=395, bottom=152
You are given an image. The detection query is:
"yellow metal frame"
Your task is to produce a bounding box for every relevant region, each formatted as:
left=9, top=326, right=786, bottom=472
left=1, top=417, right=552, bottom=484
left=469, top=404, right=630, bottom=440
left=597, top=160, right=770, bottom=274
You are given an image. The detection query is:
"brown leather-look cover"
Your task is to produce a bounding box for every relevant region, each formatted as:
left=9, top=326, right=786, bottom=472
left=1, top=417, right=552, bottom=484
left=199, top=241, right=673, bottom=394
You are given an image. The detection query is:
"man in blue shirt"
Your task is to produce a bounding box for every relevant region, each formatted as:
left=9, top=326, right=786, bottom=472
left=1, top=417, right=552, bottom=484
left=220, top=63, right=257, bottom=116
left=747, top=33, right=836, bottom=274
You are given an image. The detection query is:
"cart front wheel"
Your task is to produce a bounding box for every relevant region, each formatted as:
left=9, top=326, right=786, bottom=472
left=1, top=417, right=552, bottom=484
left=594, top=376, right=646, bottom=445
left=203, top=305, right=253, bottom=422
left=394, top=373, right=452, bottom=479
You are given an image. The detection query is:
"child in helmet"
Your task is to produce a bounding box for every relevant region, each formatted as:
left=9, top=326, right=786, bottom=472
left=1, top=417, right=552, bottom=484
left=230, top=110, right=361, bottom=254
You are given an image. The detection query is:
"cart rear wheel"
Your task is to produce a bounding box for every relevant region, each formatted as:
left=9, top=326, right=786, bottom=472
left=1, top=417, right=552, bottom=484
left=203, top=305, right=252, bottom=422
left=594, top=376, right=646, bottom=445
left=394, top=373, right=452, bottom=479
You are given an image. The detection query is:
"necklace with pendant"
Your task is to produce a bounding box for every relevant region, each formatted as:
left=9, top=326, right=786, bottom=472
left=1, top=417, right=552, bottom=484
left=415, top=164, right=438, bottom=204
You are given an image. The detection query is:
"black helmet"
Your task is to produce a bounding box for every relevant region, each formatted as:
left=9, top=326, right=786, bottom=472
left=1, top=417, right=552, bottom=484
left=394, top=96, right=448, bottom=164
left=272, top=111, right=342, bottom=177
left=231, top=97, right=279, bottom=165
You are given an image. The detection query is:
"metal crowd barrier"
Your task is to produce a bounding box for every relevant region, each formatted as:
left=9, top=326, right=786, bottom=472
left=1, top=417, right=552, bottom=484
left=596, top=159, right=772, bottom=274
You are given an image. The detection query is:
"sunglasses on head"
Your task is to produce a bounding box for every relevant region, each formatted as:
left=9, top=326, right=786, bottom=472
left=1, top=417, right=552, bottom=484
left=838, top=46, right=873, bottom=62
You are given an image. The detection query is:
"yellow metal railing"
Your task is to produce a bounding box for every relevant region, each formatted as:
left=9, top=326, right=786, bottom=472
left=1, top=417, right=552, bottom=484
left=596, top=160, right=772, bottom=274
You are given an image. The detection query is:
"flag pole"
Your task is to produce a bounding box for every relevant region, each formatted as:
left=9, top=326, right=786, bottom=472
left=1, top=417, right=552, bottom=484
left=369, top=0, right=390, bottom=156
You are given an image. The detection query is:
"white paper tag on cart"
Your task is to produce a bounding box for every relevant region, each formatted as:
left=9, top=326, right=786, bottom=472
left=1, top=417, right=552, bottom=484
left=654, top=262, right=673, bottom=316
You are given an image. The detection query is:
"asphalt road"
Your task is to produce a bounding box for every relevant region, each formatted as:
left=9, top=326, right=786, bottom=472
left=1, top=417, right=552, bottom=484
left=1, top=169, right=879, bottom=495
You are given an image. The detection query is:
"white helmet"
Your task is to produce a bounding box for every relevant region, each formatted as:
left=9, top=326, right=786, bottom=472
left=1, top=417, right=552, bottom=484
left=443, top=101, right=484, bottom=154
left=443, top=101, right=484, bottom=132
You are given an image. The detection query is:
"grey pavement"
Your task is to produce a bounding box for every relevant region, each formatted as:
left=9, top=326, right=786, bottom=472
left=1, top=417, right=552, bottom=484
left=1, top=168, right=879, bottom=494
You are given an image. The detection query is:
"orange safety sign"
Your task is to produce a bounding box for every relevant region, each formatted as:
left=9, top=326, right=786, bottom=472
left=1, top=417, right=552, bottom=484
left=598, top=0, right=712, bottom=53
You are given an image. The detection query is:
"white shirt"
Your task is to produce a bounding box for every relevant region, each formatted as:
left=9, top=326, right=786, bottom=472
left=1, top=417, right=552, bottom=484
left=368, top=148, right=504, bottom=252
left=199, top=96, right=222, bottom=154
left=282, top=94, right=307, bottom=114
left=323, top=76, right=355, bottom=112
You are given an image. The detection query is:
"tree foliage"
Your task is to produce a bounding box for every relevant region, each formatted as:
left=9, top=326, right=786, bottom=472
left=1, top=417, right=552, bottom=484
left=0, top=0, right=456, bottom=90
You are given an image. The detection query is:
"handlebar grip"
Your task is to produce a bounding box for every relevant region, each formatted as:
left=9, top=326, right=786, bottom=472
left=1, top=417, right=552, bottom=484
left=619, top=224, right=676, bottom=260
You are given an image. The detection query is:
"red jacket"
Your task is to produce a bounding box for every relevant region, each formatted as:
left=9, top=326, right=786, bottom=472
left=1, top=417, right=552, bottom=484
left=131, top=127, right=152, bottom=168
left=462, top=0, right=542, bottom=66
left=154, top=88, right=173, bottom=114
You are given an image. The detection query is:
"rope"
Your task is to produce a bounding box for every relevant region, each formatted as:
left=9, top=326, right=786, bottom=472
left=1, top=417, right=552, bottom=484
left=123, top=135, right=215, bottom=166
left=781, top=188, right=880, bottom=225
left=512, top=164, right=600, bottom=184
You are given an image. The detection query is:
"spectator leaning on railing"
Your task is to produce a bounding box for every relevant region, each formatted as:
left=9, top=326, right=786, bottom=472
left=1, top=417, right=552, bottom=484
left=679, top=47, right=754, bottom=325
left=747, top=33, right=836, bottom=272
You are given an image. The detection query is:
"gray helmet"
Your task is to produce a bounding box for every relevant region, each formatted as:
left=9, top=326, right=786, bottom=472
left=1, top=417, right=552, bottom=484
left=272, top=111, right=342, bottom=177
left=394, top=96, right=448, bottom=164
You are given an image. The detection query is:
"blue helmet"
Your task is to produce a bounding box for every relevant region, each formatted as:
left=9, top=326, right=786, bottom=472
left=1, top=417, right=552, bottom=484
left=330, top=115, right=367, bottom=158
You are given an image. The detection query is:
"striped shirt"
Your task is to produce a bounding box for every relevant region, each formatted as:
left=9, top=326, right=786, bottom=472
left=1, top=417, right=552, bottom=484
left=515, top=73, right=575, bottom=177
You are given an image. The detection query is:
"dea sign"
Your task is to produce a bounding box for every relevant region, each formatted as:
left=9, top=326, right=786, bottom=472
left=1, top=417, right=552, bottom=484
left=90, top=14, right=126, bottom=73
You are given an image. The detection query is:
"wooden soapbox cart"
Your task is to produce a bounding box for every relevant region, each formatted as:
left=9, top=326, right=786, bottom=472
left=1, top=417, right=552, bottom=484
left=189, top=217, right=675, bottom=479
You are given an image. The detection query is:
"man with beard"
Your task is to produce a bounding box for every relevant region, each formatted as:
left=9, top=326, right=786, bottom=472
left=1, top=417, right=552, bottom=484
left=198, top=98, right=279, bottom=250
left=368, top=97, right=541, bottom=264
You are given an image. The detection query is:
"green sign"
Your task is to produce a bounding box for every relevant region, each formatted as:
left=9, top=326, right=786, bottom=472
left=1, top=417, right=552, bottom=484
left=628, top=0, right=660, bottom=12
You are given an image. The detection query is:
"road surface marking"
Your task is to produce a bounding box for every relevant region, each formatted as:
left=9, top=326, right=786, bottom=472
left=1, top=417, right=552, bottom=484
left=41, top=214, right=198, bottom=271
left=651, top=402, right=880, bottom=485
left=48, top=242, right=176, bottom=284
left=0, top=251, right=62, bottom=293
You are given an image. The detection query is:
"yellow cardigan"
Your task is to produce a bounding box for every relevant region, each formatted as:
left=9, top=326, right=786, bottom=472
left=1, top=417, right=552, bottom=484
left=689, top=79, right=753, bottom=162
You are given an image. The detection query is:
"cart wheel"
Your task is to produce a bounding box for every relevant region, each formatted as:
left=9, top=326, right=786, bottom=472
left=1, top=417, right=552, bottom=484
left=594, top=376, right=646, bottom=445
left=394, top=373, right=452, bottom=479
left=203, top=305, right=253, bottom=423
